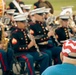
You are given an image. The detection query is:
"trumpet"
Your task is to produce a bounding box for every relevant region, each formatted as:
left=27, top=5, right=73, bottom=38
left=26, top=25, right=42, bottom=56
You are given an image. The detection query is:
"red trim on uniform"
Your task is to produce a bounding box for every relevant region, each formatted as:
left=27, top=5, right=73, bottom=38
left=21, top=55, right=33, bottom=75
left=0, top=53, right=6, bottom=71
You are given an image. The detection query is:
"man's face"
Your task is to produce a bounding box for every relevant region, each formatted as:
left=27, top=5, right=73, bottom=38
left=34, top=14, right=45, bottom=22
left=17, top=21, right=27, bottom=29
left=29, top=14, right=36, bottom=23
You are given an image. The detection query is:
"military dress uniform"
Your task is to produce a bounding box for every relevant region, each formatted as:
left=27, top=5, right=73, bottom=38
left=0, top=50, right=8, bottom=71
left=10, top=28, right=36, bottom=75
left=0, top=49, right=14, bottom=75
left=55, top=27, right=69, bottom=43
left=55, top=13, right=73, bottom=45
left=30, top=21, right=62, bottom=65
left=10, top=27, right=49, bottom=75
left=55, top=26, right=74, bottom=47
left=0, top=29, right=14, bottom=75
left=30, top=21, right=52, bottom=65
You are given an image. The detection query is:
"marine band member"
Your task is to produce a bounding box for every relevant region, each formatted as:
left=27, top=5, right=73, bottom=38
left=55, top=15, right=74, bottom=46
left=10, top=14, right=49, bottom=75
left=29, top=7, right=62, bottom=65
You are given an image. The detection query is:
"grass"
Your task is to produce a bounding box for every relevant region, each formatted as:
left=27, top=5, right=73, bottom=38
left=6, top=0, right=76, bottom=15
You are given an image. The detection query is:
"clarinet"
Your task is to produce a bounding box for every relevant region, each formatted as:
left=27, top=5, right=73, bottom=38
left=26, top=26, right=42, bottom=56
left=46, top=17, right=61, bottom=46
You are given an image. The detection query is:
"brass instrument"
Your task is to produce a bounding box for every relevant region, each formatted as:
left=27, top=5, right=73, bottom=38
left=0, top=21, right=9, bottom=51
left=46, top=16, right=61, bottom=46
left=26, top=26, right=42, bottom=56
left=50, top=24, right=61, bottom=46
left=0, top=0, right=9, bottom=51
left=0, top=16, right=11, bottom=25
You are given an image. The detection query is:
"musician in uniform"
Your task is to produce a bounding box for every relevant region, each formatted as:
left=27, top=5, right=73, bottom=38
left=61, top=6, right=75, bottom=28
left=29, top=7, right=62, bottom=65
left=0, top=1, right=15, bottom=74
left=9, top=0, right=24, bottom=12
left=10, top=14, right=49, bottom=75
left=0, top=23, right=15, bottom=75
left=55, top=15, right=74, bottom=46
left=5, top=9, right=19, bottom=31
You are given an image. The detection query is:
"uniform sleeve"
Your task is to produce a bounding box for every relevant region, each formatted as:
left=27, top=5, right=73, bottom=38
left=30, top=24, right=49, bottom=44
left=55, top=29, right=60, bottom=36
left=10, top=33, right=28, bottom=51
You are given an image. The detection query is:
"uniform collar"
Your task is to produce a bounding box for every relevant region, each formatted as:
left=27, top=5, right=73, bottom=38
left=17, top=28, right=25, bottom=31
left=62, top=26, right=68, bottom=29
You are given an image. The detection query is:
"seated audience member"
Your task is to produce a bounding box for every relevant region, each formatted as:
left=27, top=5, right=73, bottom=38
left=42, top=40, right=76, bottom=75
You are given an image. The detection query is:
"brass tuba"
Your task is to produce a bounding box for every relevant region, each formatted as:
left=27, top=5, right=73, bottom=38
left=0, top=21, right=9, bottom=51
